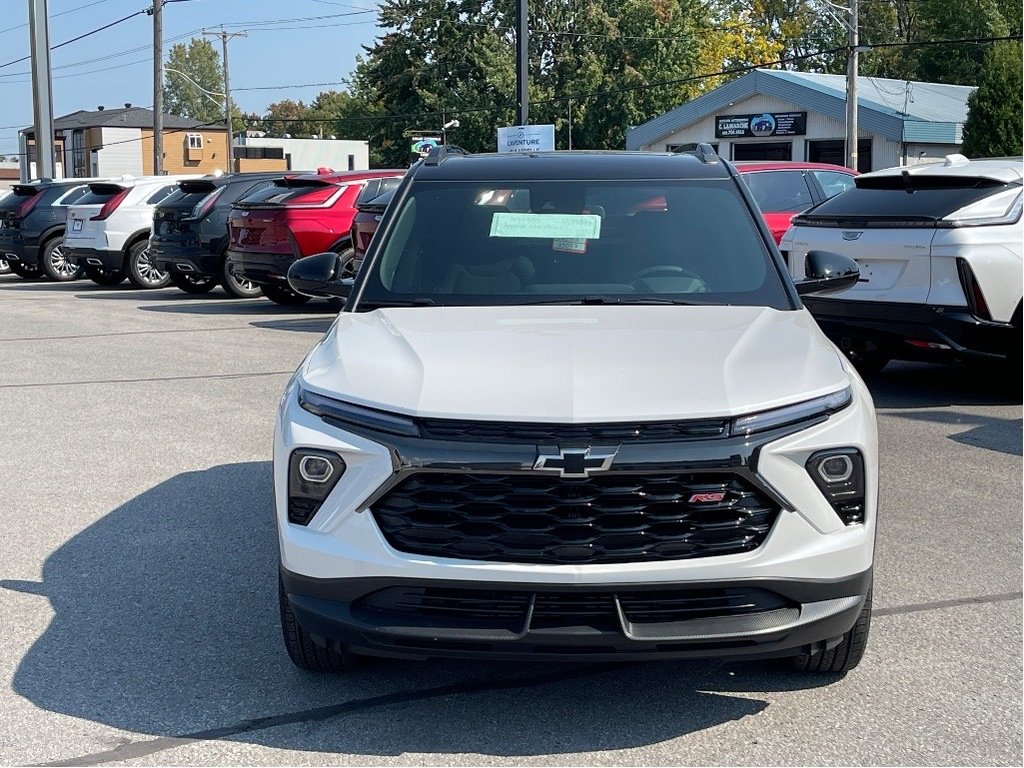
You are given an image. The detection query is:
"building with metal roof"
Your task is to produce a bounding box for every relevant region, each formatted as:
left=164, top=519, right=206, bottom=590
left=626, top=69, right=976, bottom=171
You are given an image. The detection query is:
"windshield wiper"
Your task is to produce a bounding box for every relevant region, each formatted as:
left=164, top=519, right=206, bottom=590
left=355, top=298, right=436, bottom=310
left=518, top=296, right=695, bottom=306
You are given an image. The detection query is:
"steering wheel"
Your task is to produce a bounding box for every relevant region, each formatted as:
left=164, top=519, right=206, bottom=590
left=633, top=265, right=702, bottom=280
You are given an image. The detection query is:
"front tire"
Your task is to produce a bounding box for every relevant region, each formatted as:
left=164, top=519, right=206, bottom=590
left=790, top=590, right=872, bottom=674
left=220, top=257, right=262, bottom=299
left=168, top=271, right=218, bottom=294
left=9, top=260, right=43, bottom=279
left=279, top=575, right=354, bottom=672
left=126, top=240, right=170, bottom=289
left=848, top=351, right=889, bottom=377
left=262, top=282, right=311, bottom=306
left=40, top=238, right=84, bottom=282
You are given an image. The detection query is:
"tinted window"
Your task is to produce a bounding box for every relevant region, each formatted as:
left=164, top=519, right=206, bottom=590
left=145, top=185, right=178, bottom=206
left=75, top=185, right=126, bottom=205
left=224, top=179, right=274, bottom=205
left=236, top=179, right=337, bottom=206
left=801, top=176, right=1017, bottom=221
left=358, top=179, right=791, bottom=309
left=159, top=188, right=211, bottom=210
left=813, top=170, right=856, bottom=199
left=355, top=177, right=402, bottom=206
left=741, top=171, right=813, bottom=213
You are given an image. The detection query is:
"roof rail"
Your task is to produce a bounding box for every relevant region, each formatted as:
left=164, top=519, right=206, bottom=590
left=671, top=142, right=719, bottom=164
left=423, top=145, right=470, bottom=166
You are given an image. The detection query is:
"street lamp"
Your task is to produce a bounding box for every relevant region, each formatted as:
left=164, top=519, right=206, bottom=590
left=442, top=118, right=459, bottom=146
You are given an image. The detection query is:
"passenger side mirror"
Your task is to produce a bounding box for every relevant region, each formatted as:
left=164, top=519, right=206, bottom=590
left=287, top=252, right=353, bottom=299
left=796, top=251, right=860, bottom=296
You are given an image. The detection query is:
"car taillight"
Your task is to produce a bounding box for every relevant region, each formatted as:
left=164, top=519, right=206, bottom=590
left=91, top=188, right=130, bottom=221
left=16, top=191, right=44, bottom=219
left=955, top=257, right=992, bottom=321
left=191, top=186, right=224, bottom=220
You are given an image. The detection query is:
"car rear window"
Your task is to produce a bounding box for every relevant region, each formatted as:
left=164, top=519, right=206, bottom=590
left=145, top=185, right=179, bottom=206
left=355, top=177, right=402, bottom=207
left=359, top=178, right=792, bottom=310
left=740, top=171, right=814, bottom=213
left=236, top=179, right=338, bottom=206
left=799, top=175, right=1018, bottom=223
left=74, top=184, right=127, bottom=205
left=54, top=186, right=91, bottom=206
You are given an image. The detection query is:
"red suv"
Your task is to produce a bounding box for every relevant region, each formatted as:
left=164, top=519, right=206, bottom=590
left=226, top=168, right=403, bottom=304
left=734, top=162, right=857, bottom=243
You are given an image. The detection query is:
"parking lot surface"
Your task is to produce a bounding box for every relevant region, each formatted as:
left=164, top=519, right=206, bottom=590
left=0, top=276, right=1021, bottom=766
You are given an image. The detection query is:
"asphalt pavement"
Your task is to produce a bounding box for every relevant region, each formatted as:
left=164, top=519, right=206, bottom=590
left=0, top=275, right=1020, bottom=766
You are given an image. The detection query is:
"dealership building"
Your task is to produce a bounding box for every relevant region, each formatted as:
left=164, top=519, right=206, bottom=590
left=626, top=69, right=975, bottom=172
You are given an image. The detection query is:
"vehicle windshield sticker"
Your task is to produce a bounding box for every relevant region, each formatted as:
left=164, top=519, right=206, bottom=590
left=489, top=212, right=602, bottom=240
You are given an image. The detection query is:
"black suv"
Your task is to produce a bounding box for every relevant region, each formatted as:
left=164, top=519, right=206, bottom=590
left=150, top=172, right=307, bottom=298
left=0, top=179, right=100, bottom=281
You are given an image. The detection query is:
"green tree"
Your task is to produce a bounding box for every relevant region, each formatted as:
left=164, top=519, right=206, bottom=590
left=914, top=0, right=1008, bottom=85
left=961, top=41, right=1023, bottom=156
left=162, top=38, right=242, bottom=130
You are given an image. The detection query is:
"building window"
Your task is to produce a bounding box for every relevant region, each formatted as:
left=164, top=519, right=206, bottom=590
left=348, top=154, right=355, bottom=171
left=806, top=139, right=872, bottom=172
left=187, top=133, right=204, bottom=150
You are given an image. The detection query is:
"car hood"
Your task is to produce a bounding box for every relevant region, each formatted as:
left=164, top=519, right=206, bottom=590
left=300, top=305, right=849, bottom=422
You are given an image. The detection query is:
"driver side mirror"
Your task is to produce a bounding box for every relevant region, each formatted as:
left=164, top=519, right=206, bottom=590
left=796, top=251, right=860, bottom=296
left=287, top=252, right=354, bottom=299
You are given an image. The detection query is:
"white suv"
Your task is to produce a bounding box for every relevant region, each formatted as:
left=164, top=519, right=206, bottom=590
left=273, top=147, right=879, bottom=675
left=63, top=174, right=200, bottom=288
left=781, top=155, right=1023, bottom=373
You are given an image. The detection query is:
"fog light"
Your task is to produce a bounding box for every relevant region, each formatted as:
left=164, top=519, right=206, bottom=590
left=288, top=449, right=346, bottom=525
left=806, top=449, right=865, bottom=525
left=299, top=455, right=334, bottom=483
left=818, top=455, right=853, bottom=483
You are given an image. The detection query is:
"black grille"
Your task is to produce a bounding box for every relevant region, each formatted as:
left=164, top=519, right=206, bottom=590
left=372, top=472, right=779, bottom=565
left=414, top=418, right=728, bottom=443
left=354, top=586, right=791, bottom=631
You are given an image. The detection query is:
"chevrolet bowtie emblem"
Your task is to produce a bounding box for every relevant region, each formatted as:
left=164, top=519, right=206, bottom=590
left=534, top=447, right=618, bottom=478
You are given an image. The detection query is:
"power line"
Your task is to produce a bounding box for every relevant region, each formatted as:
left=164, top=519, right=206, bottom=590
left=0, top=0, right=118, bottom=37
left=0, top=9, right=148, bottom=70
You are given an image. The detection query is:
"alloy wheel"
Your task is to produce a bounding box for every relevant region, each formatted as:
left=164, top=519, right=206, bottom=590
left=48, top=245, right=80, bottom=279
left=135, top=247, right=167, bottom=286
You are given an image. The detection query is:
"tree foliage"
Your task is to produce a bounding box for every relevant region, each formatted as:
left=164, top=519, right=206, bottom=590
left=961, top=41, right=1023, bottom=157
left=162, top=38, right=243, bottom=131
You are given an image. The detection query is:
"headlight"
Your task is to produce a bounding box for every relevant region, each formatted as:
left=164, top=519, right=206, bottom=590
left=288, top=448, right=346, bottom=525
left=298, top=387, right=419, bottom=436
left=732, top=387, right=852, bottom=436
left=806, top=448, right=865, bottom=525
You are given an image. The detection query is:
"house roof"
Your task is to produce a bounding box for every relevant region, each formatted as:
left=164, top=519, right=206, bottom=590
left=626, top=69, right=976, bottom=150
left=21, top=107, right=225, bottom=133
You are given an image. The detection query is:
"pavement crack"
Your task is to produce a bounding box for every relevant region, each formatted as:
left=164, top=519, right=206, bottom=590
left=36, top=663, right=625, bottom=767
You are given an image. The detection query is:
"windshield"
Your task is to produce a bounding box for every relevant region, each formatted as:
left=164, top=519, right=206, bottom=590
left=355, top=179, right=792, bottom=309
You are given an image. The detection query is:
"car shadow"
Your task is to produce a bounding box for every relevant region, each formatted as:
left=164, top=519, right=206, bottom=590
left=887, top=409, right=1023, bottom=456
left=2, top=462, right=841, bottom=759
left=139, top=300, right=337, bottom=316
left=867, top=361, right=1022, bottom=409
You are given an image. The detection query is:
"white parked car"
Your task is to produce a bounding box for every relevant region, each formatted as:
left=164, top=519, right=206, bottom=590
left=63, top=174, right=201, bottom=288
left=273, top=147, right=879, bottom=675
left=781, top=155, right=1023, bottom=373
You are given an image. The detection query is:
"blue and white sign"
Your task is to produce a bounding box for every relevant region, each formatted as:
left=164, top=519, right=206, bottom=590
left=497, top=124, right=556, bottom=153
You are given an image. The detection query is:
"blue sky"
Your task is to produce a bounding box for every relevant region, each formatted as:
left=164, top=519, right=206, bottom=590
left=0, top=0, right=385, bottom=157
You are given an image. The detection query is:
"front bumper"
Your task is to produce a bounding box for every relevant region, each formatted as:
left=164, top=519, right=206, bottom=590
left=804, top=297, right=1018, bottom=362
left=64, top=246, right=122, bottom=272
left=225, top=249, right=295, bottom=286
left=282, top=567, right=871, bottom=662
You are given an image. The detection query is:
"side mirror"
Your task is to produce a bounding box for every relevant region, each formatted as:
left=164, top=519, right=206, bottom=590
left=796, top=251, right=860, bottom=296
left=287, top=252, right=354, bottom=299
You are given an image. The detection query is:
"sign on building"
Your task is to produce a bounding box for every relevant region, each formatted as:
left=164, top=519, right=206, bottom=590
left=715, top=112, right=807, bottom=139
left=497, top=124, right=556, bottom=153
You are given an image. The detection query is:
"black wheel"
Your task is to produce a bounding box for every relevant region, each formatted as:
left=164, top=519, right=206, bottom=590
left=0, top=258, right=9, bottom=275
left=126, top=240, right=170, bottom=289
left=85, top=266, right=126, bottom=286
left=279, top=575, right=354, bottom=672
left=40, top=238, right=84, bottom=282
left=9, top=260, right=44, bottom=279
left=790, top=590, right=872, bottom=674
left=220, top=256, right=262, bottom=299
left=848, top=350, right=889, bottom=377
left=262, top=282, right=311, bottom=306
left=336, top=248, right=359, bottom=280
left=169, top=271, right=218, bottom=294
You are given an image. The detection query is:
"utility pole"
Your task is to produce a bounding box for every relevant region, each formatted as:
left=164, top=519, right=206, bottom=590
left=28, top=0, right=55, bottom=179
left=845, top=0, right=859, bottom=171
left=204, top=28, right=247, bottom=161
left=514, top=0, right=528, bottom=125
left=152, top=0, right=163, bottom=175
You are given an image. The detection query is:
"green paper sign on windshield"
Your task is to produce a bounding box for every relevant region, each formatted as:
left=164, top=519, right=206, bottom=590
left=489, top=212, right=602, bottom=240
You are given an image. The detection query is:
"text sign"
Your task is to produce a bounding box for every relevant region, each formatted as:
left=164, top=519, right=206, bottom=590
left=489, top=212, right=602, bottom=240
left=715, top=112, right=807, bottom=139
left=497, top=124, right=556, bottom=153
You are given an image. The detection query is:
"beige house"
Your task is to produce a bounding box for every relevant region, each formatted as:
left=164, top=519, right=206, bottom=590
left=19, top=106, right=230, bottom=181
